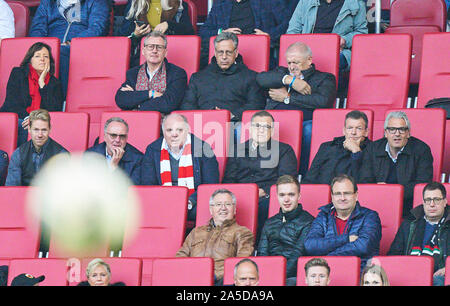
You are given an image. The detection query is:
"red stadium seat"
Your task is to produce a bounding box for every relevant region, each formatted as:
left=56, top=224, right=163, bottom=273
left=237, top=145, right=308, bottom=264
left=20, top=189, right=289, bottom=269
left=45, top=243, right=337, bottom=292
left=387, top=108, right=446, bottom=182
left=444, top=123, right=450, bottom=177
left=347, top=34, right=411, bottom=140
left=185, top=0, right=198, bottom=34
left=196, top=183, right=258, bottom=235
left=5, top=1, right=29, bottom=37
left=357, top=184, right=404, bottom=256
left=0, top=112, right=18, bottom=158
left=140, top=35, right=201, bottom=82
left=279, top=34, right=340, bottom=87
left=141, top=258, right=155, bottom=286
left=309, top=109, right=374, bottom=167
left=121, top=186, right=188, bottom=258
left=27, top=112, right=90, bottom=153
left=384, top=25, right=441, bottom=84
left=417, top=32, right=450, bottom=108
left=209, top=34, right=270, bottom=72
left=390, top=0, right=447, bottom=31
left=0, top=187, right=40, bottom=258
left=445, top=257, right=450, bottom=286
left=151, top=257, right=214, bottom=286
left=413, top=183, right=450, bottom=208
left=65, top=37, right=130, bottom=147
left=99, top=111, right=161, bottom=154
left=0, top=259, right=10, bottom=266
left=113, top=0, right=127, bottom=5
left=297, top=256, right=361, bottom=286
left=8, top=259, right=68, bottom=286
left=172, top=110, right=231, bottom=181
left=241, top=110, right=303, bottom=171
left=13, top=0, right=40, bottom=7
left=223, top=256, right=286, bottom=286
left=0, top=37, right=60, bottom=107
left=371, top=256, right=434, bottom=286
left=69, top=257, right=142, bottom=286
left=268, top=184, right=331, bottom=218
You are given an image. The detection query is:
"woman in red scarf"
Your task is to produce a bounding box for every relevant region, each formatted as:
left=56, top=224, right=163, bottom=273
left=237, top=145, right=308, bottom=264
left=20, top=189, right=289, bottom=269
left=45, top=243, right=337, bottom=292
left=1, top=42, right=64, bottom=146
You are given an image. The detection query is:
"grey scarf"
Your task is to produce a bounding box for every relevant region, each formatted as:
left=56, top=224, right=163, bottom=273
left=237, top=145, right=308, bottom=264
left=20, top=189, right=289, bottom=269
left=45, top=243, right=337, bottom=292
left=58, top=0, right=81, bottom=23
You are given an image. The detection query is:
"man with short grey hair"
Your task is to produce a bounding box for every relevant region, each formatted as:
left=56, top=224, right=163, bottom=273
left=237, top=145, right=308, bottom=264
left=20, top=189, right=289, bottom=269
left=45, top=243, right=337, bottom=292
left=176, top=188, right=254, bottom=285
left=256, top=41, right=336, bottom=176
left=86, top=117, right=143, bottom=185
left=359, top=111, right=433, bottom=217
left=234, top=258, right=259, bottom=286
left=115, top=31, right=188, bottom=114
left=181, top=32, right=265, bottom=123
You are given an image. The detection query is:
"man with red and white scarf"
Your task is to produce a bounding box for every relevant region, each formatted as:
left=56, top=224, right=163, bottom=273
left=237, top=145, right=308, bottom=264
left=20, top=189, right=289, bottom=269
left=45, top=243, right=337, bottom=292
left=115, top=31, right=187, bottom=114
left=141, top=114, right=220, bottom=222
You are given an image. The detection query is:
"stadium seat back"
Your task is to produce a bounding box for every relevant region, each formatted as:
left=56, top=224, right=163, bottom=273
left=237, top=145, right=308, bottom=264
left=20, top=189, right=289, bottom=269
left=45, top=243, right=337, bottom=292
left=8, top=259, right=68, bottom=286
left=390, top=0, right=447, bottom=31
left=0, top=112, right=18, bottom=158
left=5, top=1, right=29, bottom=37
left=151, top=257, right=214, bottom=286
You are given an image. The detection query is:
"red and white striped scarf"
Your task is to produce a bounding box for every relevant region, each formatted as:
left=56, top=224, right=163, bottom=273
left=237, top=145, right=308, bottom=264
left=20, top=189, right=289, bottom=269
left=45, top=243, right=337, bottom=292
left=160, top=135, right=195, bottom=196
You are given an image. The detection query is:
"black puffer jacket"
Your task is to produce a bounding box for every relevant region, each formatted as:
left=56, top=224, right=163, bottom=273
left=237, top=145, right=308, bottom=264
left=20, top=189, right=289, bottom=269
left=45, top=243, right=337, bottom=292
left=303, top=136, right=371, bottom=184
left=257, top=204, right=314, bottom=278
left=256, top=64, right=336, bottom=121
left=181, top=55, right=265, bottom=121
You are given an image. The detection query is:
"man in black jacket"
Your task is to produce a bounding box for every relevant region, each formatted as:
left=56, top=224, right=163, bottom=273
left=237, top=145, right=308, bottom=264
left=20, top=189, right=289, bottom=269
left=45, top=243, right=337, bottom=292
left=257, top=175, right=314, bottom=286
left=303, top=110, right=371, bottom=184
left=181, top=32, right=265, bottom=123
left=115, top=31, right=187, bottom=114
left=223, top=111, right=298, bottom=244
left=359, top=111, right=433, bottom=217
left=256, top=42, right=336, bottom=176
left=388, top=182, right=449, bottom=286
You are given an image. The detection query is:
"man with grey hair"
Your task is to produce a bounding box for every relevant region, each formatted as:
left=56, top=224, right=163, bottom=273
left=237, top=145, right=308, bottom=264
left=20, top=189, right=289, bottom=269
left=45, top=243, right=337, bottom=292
left=234, top=258, right=260, bottom=286
left=141, top=113, right=220, bottom=222
left=115, top=31, right=188, bottom=114
left=181, top=32, right=265, bottom=123
left=359, top=111, right=433, bottom=217
left=86, top=117, right=143, bottom=185
left=256, top=41, right=336, bottom=176
left=176, top=188, right=254, bottom=285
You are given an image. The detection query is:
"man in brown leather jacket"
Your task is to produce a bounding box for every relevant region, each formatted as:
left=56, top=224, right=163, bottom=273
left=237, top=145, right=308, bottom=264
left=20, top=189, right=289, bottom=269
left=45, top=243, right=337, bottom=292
left=176, top=188, right=254, bottom=285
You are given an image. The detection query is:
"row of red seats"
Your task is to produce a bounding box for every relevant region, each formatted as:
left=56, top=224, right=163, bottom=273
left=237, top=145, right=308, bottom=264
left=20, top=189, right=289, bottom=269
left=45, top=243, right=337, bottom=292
left=0, top=183, right=448, bottom=260
left=1, top=255, right=448, bottom=286
left=0, top=107, right=446, bottom=182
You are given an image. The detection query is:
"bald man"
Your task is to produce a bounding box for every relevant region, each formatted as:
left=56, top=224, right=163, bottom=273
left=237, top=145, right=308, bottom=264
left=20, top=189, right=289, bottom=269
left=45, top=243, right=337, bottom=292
left=234, top=258, right=260, bottom=286
left=141, top=114, right=220, bottom=221
left=256, top=42, right=336, bottom=176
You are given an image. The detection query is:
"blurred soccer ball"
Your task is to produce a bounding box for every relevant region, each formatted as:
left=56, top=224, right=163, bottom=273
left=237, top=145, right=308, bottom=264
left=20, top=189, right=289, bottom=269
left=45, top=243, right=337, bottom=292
left=27, top=153, right=140, bottom=257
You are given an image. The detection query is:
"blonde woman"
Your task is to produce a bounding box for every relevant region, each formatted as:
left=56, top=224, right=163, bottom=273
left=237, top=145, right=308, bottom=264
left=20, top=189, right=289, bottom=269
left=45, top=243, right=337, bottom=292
left=78, top=259, right=126, bottom=286
left=360, top=264, right=390, bottom=286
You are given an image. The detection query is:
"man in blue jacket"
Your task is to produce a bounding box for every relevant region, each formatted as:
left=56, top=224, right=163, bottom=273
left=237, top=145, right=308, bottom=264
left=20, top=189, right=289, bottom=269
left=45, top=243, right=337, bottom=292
left=304, top=174, right=381, bottom=268
left=29, top=0, right=110, bottom=97
left=86, top=117, right=143, bottom=185
left=141, top=113, right=220, bottom=222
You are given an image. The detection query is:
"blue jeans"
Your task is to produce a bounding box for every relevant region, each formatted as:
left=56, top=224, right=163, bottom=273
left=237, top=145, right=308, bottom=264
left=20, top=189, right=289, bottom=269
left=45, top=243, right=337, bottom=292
left=60, top=45, right=71, bottom=99
left=299, top=120, right=312, bottom=177
left=433, top=274, right=445, bottom=286
left=339, top=52, right=349, bottom=71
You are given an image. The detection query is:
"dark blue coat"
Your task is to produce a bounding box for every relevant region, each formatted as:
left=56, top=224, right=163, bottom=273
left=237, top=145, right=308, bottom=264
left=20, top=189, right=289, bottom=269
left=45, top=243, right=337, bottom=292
left=86, top=142, right=143, bottom=185
left=0, top=150, right=8, bottom=186
left=305, top=202, right=381, bottom=267
left=141, top=134, right=219, bottom=204
left=29, top=0, right=110, bottom=42
left=199, top=0, right=290, bottom=43
left=115, top=60, right=187, bottom=114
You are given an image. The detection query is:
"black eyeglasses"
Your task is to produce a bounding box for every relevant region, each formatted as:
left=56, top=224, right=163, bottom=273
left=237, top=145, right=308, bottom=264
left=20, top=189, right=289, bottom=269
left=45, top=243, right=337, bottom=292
left=423, top=197, right=444, bottom=205
left=144, top=44, right=165, bottom=51
left=385, top=127, right=409, bottom=134
left=251, top=123, right=273, bottom=130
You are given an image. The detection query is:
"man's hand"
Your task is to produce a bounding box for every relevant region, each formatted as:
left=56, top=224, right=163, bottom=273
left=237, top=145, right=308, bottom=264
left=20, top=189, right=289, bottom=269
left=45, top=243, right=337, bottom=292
left=149, top=90, right=163, bottom=99
left=343, top=138, right=362, bottom=153
left=254, top=29, right=268, bottom=36
left=120, top=85, right=134, bottom=92
left=22, top=117, right=30, bottom=129
left=61, top=41, right=71, bottom=46
left=349, top=235, right=359, bottom=242
left=134, top=22, right=151, bottom=37
left=38, top=62, right=50, bottom=88
left=223, top=28, right=242, bottom=34
left=110, top=147, right=125, bottom=170
left=340, top=36, right=346, bottom=51
left=153, top=21, right=169, bottom=34
left=258, top=188, right=267, bottom=198
left=292, top=79, right=312, bottom=95
left=268, top=87, right=289, bottom=102
left=433, top=268, right=445, bottom=277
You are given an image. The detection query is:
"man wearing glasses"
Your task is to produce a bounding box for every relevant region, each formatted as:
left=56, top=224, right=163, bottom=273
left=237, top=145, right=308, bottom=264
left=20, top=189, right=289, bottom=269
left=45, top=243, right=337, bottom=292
left=388, top=182, right=449, bottom=286
left=176, top=188, right=254, bottom=286
left=115, top=31, right=187, bottom=114
left=181, top=32, right=265, bottom=123
left=305, top=174, right=382, bottom=269
left=223, top=111, right=297, bottom=244
left=86, top=117, right=143, bottom=185
left=359, top=111, right=433, bottom=217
